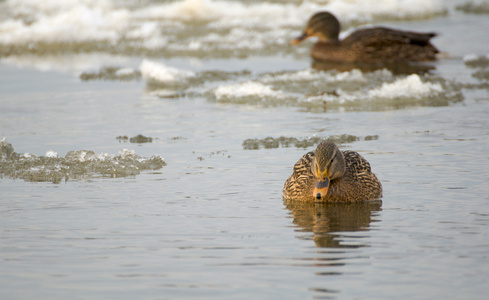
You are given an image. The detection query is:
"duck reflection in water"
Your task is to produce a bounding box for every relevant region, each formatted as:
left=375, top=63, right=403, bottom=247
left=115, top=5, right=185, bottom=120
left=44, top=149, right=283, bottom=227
left=311, top=59, right=436, bottom=75
left=284, top=200, right=382, bottom=248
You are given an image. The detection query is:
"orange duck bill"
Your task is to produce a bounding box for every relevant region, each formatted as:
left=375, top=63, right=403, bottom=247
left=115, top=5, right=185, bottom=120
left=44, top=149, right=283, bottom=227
left=290, top=32, right=309, bottom=45
left=313, top=178, right=330, bottom=200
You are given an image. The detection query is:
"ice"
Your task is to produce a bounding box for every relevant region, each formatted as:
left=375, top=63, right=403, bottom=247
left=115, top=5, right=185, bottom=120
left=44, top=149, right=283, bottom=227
left=0, top=0, right=130, bottom=45
left=463, top=54, right=489, bottom=68
left=80, top=66, right=141, bottom=82
left=0, top=0, right=446, bottom=58
left=45, top=150, right=58, bottom=158
left=214, top=81, right=282, bottom=100
left=138, top=0, right=444, bottom=27
left=139, top=59, right=195, bottom=83
left=1, top=54, right=131, bottom=74
left=115, top=67, right=136, bottom=76
left=368, top=74, right=443, bottom=99
left=325, top=0, right=445, bottom=23
left=119, top=149, right=135, bottom=159
left=262, top=69, right=367, bottom=83
left=463, top=54, right=481, bottom=63
left=136, top=0, right=239, bottom=22
left=206, top=68, right=458, bottom=109
left=242, top=134, right=374, bottom=150
left=0, top=140, right=166, bottom=183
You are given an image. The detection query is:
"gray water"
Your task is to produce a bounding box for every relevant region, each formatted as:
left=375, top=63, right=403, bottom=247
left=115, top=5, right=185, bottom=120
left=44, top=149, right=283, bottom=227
left=1, top=0, right=489, bottom=299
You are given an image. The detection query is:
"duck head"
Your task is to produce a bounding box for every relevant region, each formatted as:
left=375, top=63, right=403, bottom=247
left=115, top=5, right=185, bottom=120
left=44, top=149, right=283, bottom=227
left=311, top=141, right=346, bottom=200
left=291, top=11, right=341, bottom=45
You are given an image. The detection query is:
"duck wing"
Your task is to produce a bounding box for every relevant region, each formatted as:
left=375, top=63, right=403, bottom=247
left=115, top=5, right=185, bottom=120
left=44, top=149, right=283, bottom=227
left=342, top=150, right=372, bottom=176
left=283, top=151, right=315, bottom=200
left=346, top=27, right=437, bottom=46
left=344, top=27, right=439, bottom=62
left=341, top=150, right=383, bottom=199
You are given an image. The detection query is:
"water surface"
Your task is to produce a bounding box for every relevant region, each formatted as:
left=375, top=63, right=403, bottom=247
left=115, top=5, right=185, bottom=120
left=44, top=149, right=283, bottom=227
left=1, top=0, right=489, bottom=299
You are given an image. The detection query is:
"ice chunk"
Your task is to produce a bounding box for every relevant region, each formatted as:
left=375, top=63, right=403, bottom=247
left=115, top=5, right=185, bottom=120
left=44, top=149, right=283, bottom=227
left=214, top=81, right=281, bottom=99
left=368, top=74, right=443, bottom=99
left=139, top=59, right=195, bottom=83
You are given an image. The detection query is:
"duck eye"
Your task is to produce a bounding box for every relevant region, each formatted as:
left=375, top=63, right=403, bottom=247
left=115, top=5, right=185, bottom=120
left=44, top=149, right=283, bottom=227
left=330, top=151, right=337, bottom=164
left=311, top=160, right=317, bottom=174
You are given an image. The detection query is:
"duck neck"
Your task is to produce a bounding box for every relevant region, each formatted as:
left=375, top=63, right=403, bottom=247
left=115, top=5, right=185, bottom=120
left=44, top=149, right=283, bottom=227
left=321, top=38, right=340, bottom=46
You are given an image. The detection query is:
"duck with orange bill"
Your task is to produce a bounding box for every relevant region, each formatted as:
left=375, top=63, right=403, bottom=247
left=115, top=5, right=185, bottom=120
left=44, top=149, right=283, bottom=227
left=292, top=11, right=439, bottom=64
left=283, top=140, right=382, bottom=202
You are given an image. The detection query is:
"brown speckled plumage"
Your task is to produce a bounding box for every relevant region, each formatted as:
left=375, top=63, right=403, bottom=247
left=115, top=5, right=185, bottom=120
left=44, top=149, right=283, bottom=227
left=282, top=141, right=382, bottom=202
left=292, top=11, right=439, bottom=64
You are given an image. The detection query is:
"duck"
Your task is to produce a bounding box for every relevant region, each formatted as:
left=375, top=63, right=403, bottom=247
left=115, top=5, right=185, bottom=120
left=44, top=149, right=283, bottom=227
left=291, top=11, right=439, bottom=64
left=283, top=140, right=382, bottom=202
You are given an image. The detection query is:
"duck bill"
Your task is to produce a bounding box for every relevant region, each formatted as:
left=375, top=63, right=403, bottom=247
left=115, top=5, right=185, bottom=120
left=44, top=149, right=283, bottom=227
left=290, top=32, right=309, bottom=45
left=313, top=178, right=330, bottom=200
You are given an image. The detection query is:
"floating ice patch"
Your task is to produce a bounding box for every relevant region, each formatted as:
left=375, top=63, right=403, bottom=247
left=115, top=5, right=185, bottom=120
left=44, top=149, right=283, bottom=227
left=292, top=71, right=461, bottom=111
left=262, top=69, right=325, bottom=82
left=138, top=0, right=445, bottom=28
left=139, top=59, right=195, bottom=83
left=1, top=54, right=132, bottom=75
left=456, top=1, right=489, bottom=14
left=115, top=67, right=136, bottom=76
left=462, top=54, right=489, bottom=82
left=463, top=54, right=489, bottom=68
left=80, top=66, right=141, bottom=82
left=257, top=68, right=396, bottom=107
left=45, top=150, right=58, bottom=158
left=0, top=140, right=166, bottom=183
left=262, top=69, right=393, bottom=86
left=65, top=150, right=100, bottom=162
left=262, top=69, right=365, bottom=83
left=136, top=0, right=238, bottom=22
left=334, top=69, right=366, bottom=81
left=368, top=74, right=443, bottom=99
left=22, top=153, right=37, bottom=159
left=242, top=134, right=376, bottom=150
left=463, top=54, right=481, bottom=63
left=325, top=0, right=445, bottom=23
left=126, top=22, right=160, bottom=40
left=214, top=81, right=282, bottom=100
left=0, top=0, right=130, bottom=45
left=0, top=0, right=446, bottom=58
left=119, top=149, right=136, bottom=158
